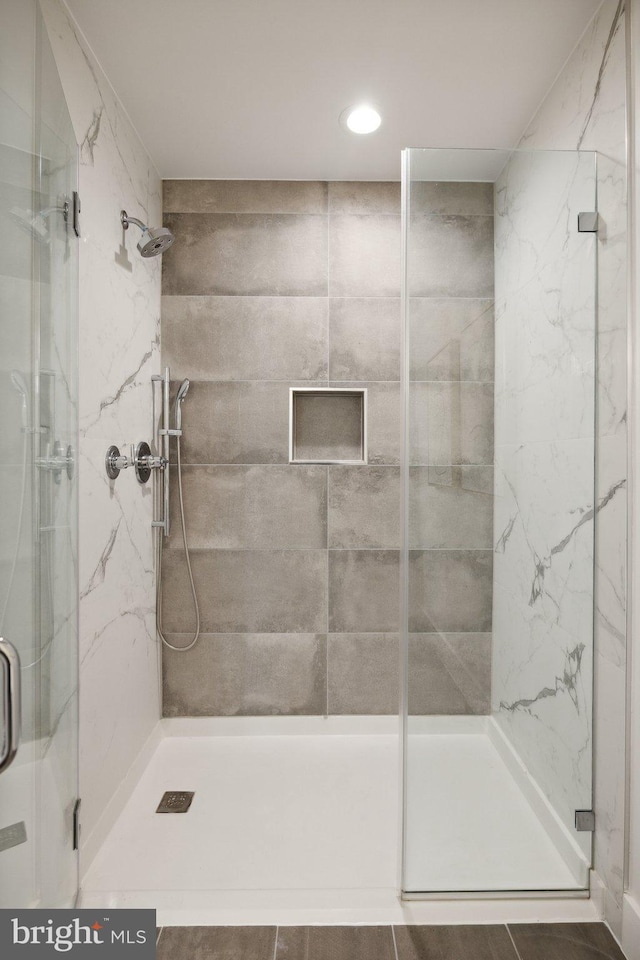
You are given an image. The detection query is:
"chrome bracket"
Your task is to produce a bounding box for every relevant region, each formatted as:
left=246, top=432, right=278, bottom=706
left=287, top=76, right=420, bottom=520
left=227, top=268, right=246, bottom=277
left=575, top=810, right=595, bottom=832
left=577, top=212, right=598, bottom=233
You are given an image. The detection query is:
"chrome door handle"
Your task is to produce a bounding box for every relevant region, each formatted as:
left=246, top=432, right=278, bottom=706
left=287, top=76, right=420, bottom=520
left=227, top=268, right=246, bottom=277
left=0, top=638, right=21, bottom=774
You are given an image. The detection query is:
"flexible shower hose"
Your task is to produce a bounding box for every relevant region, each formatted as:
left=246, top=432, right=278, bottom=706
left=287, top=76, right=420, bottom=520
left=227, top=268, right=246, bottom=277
left=156, top=436, right=200, bottom=651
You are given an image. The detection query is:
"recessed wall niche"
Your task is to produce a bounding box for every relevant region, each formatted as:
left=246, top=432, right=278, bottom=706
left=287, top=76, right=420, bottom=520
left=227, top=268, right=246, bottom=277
left=289, top=388, right=368, bottom=464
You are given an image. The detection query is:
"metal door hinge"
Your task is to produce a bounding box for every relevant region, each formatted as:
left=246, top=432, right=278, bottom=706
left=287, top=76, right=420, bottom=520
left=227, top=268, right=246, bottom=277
left=575, top=809, right=595, bottom=832
left=577, top=212, right=598, bottom=233
left=73, top=798, right=81, bottom=850
left=72, top=192, right=81, bottom=237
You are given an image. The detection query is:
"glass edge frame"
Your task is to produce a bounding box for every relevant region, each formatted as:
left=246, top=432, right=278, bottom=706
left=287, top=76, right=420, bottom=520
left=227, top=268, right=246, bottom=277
left=398, top=147, right=411, bottom=898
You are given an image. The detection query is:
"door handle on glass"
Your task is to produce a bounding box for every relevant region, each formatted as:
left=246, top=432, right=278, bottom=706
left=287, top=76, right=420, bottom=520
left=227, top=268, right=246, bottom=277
left=0, top=638, right=21, bottom=774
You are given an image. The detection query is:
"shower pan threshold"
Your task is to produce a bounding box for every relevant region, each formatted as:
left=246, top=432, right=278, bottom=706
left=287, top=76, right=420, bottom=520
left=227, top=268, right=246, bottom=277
left=79, top=717, right=601, bottom=926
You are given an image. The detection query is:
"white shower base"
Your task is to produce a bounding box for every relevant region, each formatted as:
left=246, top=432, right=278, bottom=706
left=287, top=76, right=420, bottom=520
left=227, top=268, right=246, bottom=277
left=79, top=717, right=599, bottom=926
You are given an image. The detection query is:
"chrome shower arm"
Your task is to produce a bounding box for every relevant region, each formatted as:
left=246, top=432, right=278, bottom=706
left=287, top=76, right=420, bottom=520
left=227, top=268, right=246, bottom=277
left=121, top=210, right=147, bottom=232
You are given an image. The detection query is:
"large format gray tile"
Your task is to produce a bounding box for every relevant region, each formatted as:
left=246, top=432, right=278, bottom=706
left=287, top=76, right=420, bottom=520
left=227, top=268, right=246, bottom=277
left=163, top=180, right=328, bottom=214
left=328, top=181, right=401, bottom=214
left=332, top=381, right=401, bottom=464
left=410, top=381, right=494, bottom=465
left=167, top=465, right=327, bottom=549
left=329, top=550, right=399, bottom=633
left=293, top=392, right=364, bottom=462
left=409, top=465, right=493, bottom=549
left=276, top=926, right=395, bottom=960
left=328, top=214, right=401, bottom=297
left=410, top=181, right=494, bottom=217
left=328, top=466, right=400, bottom=548
left=409, top=550, right=493, bottom=632
left=394, top=925, right=517, bottom=960
left=408, top=215, right=494, bottom=298
left=162, top=549, right=327, bottom=633
left=178, top=381, right=293, bottom=464
left=163, top=213, right=328, bottom=296
left=408, top=633, right=491, bottom=714
left=328, top=634, right=399, bottom=714
left=409, top=298, right=494, bottom=382
left=162, top=296, right=328, bottom=380
left=157, top=926, right=276, bottom=960
left=329, top=298, right=401, bottom=381
left=508, top=923, right=627, bottom=960
left=163, top=634, right=326, bottom=716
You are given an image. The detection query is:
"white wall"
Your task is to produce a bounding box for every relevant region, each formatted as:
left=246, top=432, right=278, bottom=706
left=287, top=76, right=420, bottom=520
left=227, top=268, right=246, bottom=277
left=39, top=0, right=162, bottom=868
left=503, top=0, right=628, bottom=934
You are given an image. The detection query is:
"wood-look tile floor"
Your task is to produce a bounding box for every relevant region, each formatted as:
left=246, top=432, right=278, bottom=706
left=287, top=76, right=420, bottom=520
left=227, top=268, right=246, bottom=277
left=155, top=922, right=628, bottom=960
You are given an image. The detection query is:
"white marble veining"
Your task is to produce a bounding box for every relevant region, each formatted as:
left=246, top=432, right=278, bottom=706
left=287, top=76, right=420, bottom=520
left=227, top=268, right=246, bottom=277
left=494, top=0, right=627, bottom=934
left=40, top=0, right=162, bottom=867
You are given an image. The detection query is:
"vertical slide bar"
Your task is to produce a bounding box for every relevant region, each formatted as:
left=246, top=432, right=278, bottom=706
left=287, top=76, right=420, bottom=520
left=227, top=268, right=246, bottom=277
left=163, top=366, right=170, bottom=537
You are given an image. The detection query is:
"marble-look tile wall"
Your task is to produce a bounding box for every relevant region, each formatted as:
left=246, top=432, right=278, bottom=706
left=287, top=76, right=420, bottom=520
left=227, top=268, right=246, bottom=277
left=40, top=0, right=162, bottom=863
left=493, top=149, right=597, bottom=867
left=161, top=180, right=495, bottom=716
left=496, top=0, right=627, bottom=932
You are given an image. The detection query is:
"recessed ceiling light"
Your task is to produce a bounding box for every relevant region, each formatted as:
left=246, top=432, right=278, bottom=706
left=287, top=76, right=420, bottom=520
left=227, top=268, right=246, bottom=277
left=341, top=104, right=382, bottom=135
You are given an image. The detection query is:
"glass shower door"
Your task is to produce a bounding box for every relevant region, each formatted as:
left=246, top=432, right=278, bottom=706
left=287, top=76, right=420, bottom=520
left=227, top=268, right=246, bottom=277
left=0, top=0, right=79, bottom=908
left=400, top=147, right=596, bottom=896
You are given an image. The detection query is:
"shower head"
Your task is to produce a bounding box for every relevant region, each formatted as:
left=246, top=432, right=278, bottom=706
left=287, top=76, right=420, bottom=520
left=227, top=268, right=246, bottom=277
left=174, top=379, right=190, bottom=430
left=121, top=209, right=175, bottom=258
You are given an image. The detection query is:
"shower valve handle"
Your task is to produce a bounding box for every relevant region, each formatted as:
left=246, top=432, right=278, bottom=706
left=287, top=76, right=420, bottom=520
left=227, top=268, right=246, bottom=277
left=105, top=444, right=131, bottom=479
left=134, top=441, right=165, bottom=484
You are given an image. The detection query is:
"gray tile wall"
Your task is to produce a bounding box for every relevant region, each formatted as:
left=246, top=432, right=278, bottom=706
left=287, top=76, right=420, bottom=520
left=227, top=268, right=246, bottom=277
left=161, top=179, right=493, bottom=717
left=407, top=181, right=495, bottom=716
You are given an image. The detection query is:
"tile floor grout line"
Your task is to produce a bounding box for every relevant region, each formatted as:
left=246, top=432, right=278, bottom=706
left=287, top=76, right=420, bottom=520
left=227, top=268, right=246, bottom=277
left=506, top=924, right=524, bottom=960
left=391, top=924, right=400, bottom=960
left=272, top=925, right=279, bottom=960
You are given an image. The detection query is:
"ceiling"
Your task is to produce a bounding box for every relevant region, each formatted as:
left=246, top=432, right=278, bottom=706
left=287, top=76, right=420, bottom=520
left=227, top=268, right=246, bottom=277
left=65, top=0, right=602, bottom=181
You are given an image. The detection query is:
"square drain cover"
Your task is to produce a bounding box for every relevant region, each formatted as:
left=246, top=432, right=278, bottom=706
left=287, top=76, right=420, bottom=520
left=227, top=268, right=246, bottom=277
left=156, top=791, right=194, bottom=814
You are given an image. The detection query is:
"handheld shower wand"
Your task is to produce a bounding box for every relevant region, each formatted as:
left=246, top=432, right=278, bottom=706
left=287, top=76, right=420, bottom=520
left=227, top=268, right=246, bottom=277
left=174, top=379, right=190, bottom=431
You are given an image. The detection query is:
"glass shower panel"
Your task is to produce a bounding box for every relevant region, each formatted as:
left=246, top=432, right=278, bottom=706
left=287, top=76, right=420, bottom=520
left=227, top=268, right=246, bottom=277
left=401, top=147, right=596, bottom=896
left=0, top=0, right=79, bottom=908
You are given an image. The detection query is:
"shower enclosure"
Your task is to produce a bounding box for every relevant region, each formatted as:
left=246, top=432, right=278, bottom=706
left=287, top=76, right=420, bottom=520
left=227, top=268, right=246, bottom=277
left=0, top=1, right=79, bottom=908
left=400, top=148, right=596, bottom=897
left=82, top=159, right=598, bottom=919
